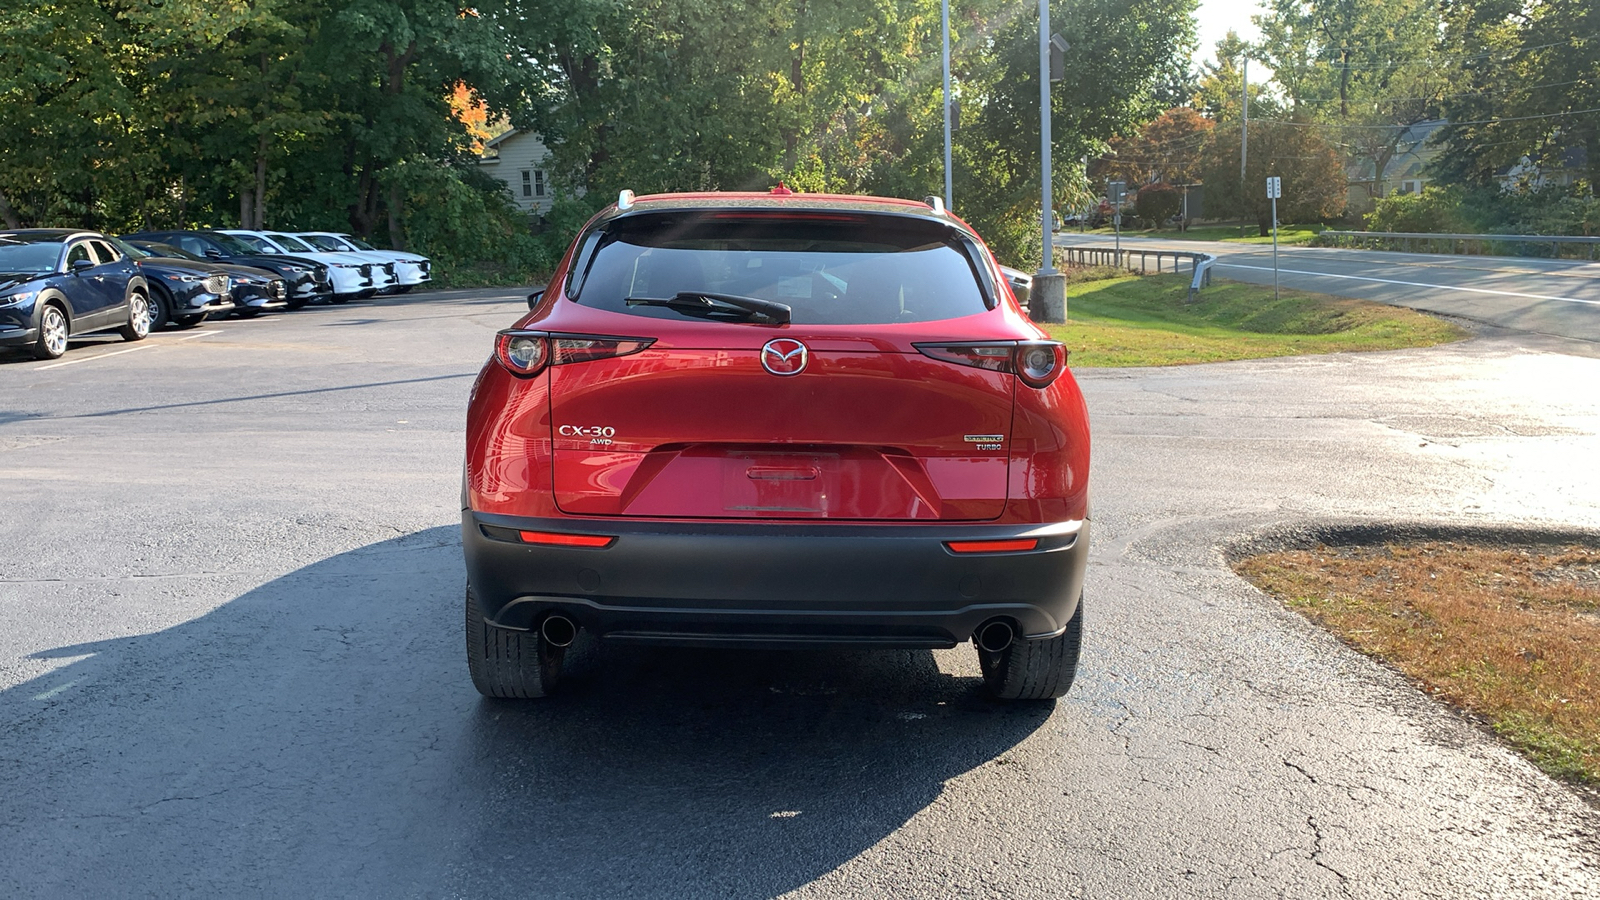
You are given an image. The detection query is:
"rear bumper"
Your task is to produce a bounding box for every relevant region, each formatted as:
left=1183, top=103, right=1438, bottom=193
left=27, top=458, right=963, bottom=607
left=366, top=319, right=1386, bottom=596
left=462, top=511, right=1088, bottom=648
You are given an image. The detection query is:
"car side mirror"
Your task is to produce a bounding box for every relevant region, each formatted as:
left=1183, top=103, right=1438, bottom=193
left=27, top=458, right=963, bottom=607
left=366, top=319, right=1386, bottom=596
left=70, top=258, right=94, bottom=273
left=527, top=289, right=545, bottom=310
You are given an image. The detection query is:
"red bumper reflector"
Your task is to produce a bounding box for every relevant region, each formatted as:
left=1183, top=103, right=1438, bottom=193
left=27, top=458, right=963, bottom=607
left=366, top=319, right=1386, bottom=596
left=518, top=530, right=616, bottom=548
left=945, top=538, right=1039, bottom=554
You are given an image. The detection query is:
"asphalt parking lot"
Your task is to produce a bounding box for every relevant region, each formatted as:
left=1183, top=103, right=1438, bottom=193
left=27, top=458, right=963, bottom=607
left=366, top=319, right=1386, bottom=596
left=2, top=291, right=1598, bottom=897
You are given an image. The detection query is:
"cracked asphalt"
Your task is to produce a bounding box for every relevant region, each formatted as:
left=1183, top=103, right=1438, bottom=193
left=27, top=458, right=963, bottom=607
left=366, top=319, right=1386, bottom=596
left=1, top=285, right=1597, bottom=897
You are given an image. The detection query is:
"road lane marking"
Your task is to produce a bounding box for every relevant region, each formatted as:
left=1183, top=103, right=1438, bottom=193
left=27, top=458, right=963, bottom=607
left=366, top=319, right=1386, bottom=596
left=1217, top=263, right=1600, bottom=308
left=34, top=344, right=153, bottom=370
left=177, top=329, right=224, bottom=341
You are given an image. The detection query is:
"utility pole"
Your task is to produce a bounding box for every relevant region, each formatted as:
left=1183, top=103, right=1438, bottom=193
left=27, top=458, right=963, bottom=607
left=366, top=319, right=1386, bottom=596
left=942, top=0, right=953, bottom=210
left=1038, top=0, right=1053, bottom=276
left=1031, top=1, right=1067, bottom=323
left=1241, top=57, right=1249, bottom=239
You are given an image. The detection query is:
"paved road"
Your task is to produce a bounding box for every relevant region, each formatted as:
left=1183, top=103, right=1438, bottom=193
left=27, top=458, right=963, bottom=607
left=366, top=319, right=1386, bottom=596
left=1061, top=233, right=1600, bottom=345
left=1, top=292, right=1597, bottom=897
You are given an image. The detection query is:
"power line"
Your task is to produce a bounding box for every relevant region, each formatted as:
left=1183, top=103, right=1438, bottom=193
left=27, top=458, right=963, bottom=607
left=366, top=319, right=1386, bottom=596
left=1259, top=107, right=1600, bottom=129
left=1250, top=31, right=1600, bottom=71
left=1285, top=79, right=1590, bottom=107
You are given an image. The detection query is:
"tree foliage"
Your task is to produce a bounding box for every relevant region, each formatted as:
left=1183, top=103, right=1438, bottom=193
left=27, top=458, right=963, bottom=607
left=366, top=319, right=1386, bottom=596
left=1432, top=0, right=1599, bottom=192
left=0, top=0, right=1197, bottom=271
left=1201, top=118, right=1347, bottom=234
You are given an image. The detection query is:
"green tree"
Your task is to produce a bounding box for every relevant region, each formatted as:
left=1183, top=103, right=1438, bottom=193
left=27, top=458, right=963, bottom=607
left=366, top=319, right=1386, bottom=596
left=1432, top=0, right=1599, bottom=193
left=1201, top=117, right=1347, bottom=234
left=1252, top=0, right=1452, bottom=203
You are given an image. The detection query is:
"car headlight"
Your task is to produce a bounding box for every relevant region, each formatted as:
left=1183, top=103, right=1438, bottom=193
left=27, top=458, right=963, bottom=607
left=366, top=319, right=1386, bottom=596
left=163, top=273, right=202, bottom=283
left=0, top=289, right=38, bottom=308
left=333, top=263, right=362, bottom=269
left=282, top=265, right=306, bottom=274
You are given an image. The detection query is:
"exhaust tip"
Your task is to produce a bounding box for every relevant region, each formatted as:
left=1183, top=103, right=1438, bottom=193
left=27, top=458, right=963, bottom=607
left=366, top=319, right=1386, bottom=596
left=540, top=614, right=578, bottom=648
left=974, top=619, right=1015, bottom=654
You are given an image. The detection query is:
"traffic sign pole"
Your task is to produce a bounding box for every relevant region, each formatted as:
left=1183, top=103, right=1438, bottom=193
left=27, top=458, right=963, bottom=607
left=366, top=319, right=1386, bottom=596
left=1109, top=180, right=1125, bottom=256
left=1266, top=176, right=1281, bottom=301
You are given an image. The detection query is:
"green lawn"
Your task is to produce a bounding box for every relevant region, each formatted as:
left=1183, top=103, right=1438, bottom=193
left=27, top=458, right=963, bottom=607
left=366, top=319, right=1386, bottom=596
left=1072, top=223, right=1325, bottom=245
left=1045, top=273, right=1466, bottom=367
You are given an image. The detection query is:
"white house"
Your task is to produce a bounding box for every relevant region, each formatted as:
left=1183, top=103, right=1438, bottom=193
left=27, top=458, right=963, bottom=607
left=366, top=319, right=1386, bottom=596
left=478, top=128, right=556, bottom=217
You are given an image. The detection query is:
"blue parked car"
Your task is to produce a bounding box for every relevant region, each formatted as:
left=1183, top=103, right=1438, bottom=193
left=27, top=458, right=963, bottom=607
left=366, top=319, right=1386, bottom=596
left=0, top=230, right=151, bottom=360
left=106, top=237, right=236, bottom=329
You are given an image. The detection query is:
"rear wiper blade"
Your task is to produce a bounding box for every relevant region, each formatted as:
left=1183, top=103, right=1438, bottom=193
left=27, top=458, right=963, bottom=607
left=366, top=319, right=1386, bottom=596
left=625, top=291, right=792, bottom=326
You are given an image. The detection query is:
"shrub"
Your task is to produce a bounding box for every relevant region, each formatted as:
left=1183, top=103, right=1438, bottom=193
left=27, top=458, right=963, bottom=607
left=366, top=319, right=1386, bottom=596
left=1133, top=183, right=1180, bottom=228
left=1364, top=186, right=1472, bottom=233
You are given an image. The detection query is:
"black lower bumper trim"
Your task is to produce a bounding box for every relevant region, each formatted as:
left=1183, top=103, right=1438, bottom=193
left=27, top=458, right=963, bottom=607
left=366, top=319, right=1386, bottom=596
left=463, top=511, right=1088, bottom=648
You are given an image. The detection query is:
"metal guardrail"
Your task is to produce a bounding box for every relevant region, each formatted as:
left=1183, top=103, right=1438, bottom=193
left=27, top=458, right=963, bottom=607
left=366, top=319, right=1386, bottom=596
left=1057, top=245, right=1217, bottom=302
left=1315, top=230, right=1600, bottom=260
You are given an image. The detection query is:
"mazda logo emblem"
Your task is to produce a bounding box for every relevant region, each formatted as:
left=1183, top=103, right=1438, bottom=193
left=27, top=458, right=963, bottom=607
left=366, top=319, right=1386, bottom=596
left=761, top=338, right=808, bottom=376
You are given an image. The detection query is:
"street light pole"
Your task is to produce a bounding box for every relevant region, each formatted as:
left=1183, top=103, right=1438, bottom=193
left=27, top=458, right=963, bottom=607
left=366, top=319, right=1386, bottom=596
left=943, top=0, right=953, bottom=210
left=1038, top=0, right=1053, bottom=276
left=1031, top=0, right=1067, bottom=323
left=1241, top=57, right=1249, bottom=238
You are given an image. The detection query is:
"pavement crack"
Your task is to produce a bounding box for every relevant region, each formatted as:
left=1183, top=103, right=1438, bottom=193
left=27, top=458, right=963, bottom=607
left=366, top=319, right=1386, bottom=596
left=1306, top=815, right=1351, bottom=889
left=1283, top=757, right=1320, bottom=784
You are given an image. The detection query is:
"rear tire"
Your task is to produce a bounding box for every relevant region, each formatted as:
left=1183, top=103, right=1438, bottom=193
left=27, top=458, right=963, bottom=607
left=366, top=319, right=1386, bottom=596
left=465, top=582, right=563, bottom=698
left=285, top=297, right=309, bottom=311
left=118, top=292, right=150, bottom=341
left=979, top=593, right=1084, bottom=701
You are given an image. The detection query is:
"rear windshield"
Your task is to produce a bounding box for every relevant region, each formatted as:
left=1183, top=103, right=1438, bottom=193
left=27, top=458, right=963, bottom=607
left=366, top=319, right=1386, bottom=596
left=568, top=213, right=992, bottom=325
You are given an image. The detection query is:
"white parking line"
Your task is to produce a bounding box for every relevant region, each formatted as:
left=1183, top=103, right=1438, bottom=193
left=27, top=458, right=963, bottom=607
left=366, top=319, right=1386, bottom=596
left=34, top=344, right=153, bottom=370
left=32, top=329, right=226, bottom=370
left=1217, top=263, right=1600, bottom=308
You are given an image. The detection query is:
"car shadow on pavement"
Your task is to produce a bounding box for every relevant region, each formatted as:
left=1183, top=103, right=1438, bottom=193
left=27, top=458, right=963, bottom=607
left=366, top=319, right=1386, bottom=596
left=0, top=527, right=1052, bottom=898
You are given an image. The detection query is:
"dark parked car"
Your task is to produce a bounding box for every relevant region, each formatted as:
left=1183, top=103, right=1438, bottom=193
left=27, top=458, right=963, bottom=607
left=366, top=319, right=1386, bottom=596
left=106, top=238, right=234, bottom=328
left=0, top=229, right=151, bottom=360
left=126, top=241, right=288, bottom=320
left=462, top=189, right=1090, bottom=701
left=124, top=230, right=330, bottom=308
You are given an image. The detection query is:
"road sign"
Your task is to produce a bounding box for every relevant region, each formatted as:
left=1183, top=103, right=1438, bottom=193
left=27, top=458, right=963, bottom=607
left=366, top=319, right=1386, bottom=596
left=1108, top=181, right=1125, bottom=203
left=1267, top=178, right=1281, bottom=300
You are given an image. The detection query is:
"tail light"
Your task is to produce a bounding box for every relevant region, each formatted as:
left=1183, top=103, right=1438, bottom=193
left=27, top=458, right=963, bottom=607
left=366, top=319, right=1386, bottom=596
left=494, top=330, right=656, bottom=378
left=913, top=340, right=1067, bottom=388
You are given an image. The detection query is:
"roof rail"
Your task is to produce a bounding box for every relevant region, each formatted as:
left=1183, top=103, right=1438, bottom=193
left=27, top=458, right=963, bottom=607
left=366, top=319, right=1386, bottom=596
left=617, top=189, right=636, bottom=210
left=923, top=195, right=946, bottom=215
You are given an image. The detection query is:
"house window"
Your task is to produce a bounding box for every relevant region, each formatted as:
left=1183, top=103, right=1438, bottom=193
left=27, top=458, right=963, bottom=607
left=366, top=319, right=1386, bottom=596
left=1400, top=180, right=1420, bottom=195
left=520, top=170, right=532, bottom=198
left=534, top=170, right=546, bottom=198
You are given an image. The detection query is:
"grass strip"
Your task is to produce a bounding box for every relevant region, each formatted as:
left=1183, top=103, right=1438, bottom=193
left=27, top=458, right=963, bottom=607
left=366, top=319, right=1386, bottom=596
left=1043, top=273, right=1465, bottom=367
left=1235, top=542, right=1600, bottom=785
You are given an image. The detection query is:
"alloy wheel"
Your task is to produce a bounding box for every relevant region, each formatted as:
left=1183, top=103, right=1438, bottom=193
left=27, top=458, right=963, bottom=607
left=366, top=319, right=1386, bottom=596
left=41, top=307, right=68, bottom=357
left=130, top=295, right=151, bottom=337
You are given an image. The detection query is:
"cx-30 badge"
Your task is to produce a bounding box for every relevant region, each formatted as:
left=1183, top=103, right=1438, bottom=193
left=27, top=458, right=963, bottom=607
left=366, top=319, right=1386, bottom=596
left=761, top=338, right=809, bottom=376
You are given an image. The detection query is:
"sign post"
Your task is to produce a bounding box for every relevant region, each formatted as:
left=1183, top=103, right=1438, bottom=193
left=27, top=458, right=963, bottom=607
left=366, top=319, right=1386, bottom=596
left=1266, top=176, right=1282, bottom=301
left=1109, top=180, right=1125, bottom=256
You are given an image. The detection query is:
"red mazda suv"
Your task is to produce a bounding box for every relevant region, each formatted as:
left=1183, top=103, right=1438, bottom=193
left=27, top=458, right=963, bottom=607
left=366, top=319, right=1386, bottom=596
left=462, top=190, right=1090, bottom=700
